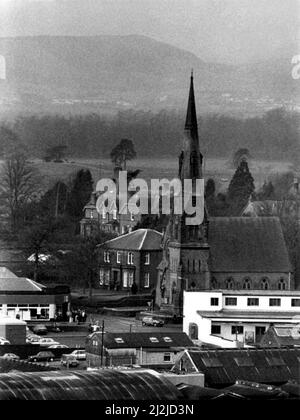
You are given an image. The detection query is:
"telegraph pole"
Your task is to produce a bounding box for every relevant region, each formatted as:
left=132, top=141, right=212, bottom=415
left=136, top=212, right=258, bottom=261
left=100, top=319, right=105, bottom=367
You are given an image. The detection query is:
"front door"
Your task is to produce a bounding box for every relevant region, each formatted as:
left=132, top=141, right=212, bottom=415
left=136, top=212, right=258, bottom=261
left=255, top=326, right=266, bottom=343
left=112, top=270, right=120, bottom=290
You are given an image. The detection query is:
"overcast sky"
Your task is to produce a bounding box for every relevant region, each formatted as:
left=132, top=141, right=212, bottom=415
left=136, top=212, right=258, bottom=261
left=0, top=0, right=299, bottom=64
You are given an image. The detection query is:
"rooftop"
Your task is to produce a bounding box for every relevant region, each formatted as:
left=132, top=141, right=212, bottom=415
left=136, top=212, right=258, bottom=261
left=99, top=228, right=163, bottom=251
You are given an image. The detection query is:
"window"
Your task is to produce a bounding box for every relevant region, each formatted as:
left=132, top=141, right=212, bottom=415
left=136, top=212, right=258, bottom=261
left=99, top=268, right=105, bottom=286
left=112, top=209, right=117, bottom=220
left=210, top=277, right=218, bottom=289
left=225, top=278, right=234, bottom=289
left=123, top=271, right=129, bottom=288
left=261, top=278, right=269, bottom=290
left=164, top=353, right=171, bottom=362
left=117, top=251, right=121, bottom=264
left=201, top=357, right=223, bottom=368
left=127, top=252, right=134, bottom=265
left=278, top=279, right=286, bottom=290
left=130, top=213, right=135, bottom=221
left=211, top=325, right=221, bottom=335
left=128, top=271, right=134, bottom=287
left=269, top=298, right=281, bottom=307
left=247, top=298, right=259, bottom=306
left=232, top=326, right=244, bottom=335
left=225, top=297, right=237, bottom=306
left=104, top=270, right=110, bottom=286
left=243, top=278, right=251, bottom=290
left=104, top=251, right=110, bottom=263
left=292, top=299, right=300, bottom=307
left=210, top=297, right=219, bottom=306
left=189, top=323, right=198, bottom=340
left=234, top=357, right=254, bottom=367
left=123, top=270, right=134, bottom=288
left=145, top=253, right=150, bottom=265
left=144, top=273, right=150, bottom=288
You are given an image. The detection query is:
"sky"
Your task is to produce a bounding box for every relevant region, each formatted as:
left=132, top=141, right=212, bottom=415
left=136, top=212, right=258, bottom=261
left=0, top=0, right=299, bottom=64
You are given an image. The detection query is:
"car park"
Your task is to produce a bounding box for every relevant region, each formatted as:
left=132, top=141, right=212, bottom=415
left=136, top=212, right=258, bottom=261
left=70, top=350, right=86, bottom=360
left=142, top=316, right=164, bottom=327
left=61, top=354, right=79, bottom=367
left=28, top=351, right=55, bottom=363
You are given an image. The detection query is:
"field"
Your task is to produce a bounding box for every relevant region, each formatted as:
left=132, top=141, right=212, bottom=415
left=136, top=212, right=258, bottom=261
left=28, top=157, right=294, bottom=193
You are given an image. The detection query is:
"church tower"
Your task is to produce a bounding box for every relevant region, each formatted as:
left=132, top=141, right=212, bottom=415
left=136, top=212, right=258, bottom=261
left=156, top=73, right=210, bottom=316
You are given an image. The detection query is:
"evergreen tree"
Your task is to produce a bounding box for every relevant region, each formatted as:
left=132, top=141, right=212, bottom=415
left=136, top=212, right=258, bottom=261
left=66, top=169, right=93, bottom=223
left=228, top=160, right=255, bottom=215
left=110, top=138, right=136, bottom=169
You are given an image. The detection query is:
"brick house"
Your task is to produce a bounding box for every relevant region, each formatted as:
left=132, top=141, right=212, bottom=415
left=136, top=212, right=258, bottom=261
left=86, top=331, right=194, bottom=369
left=97, top=229, right=162, bottom=292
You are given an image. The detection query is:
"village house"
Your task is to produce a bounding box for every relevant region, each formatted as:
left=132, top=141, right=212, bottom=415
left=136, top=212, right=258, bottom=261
left=183, top=289, right=300, bottom=347
left=97, top=229, right=162, bottom=292
left=86, top=331, right=194, bottom=369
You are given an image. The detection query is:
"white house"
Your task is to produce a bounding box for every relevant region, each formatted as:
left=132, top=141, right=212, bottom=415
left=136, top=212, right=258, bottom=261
left=183, top=290, right=300, bottom=347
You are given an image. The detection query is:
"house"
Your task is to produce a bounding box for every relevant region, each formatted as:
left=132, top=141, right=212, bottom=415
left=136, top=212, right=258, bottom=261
left=0, top=267, right=71, bottom=321
left=259, top=325, right=300, bottom=348
left=86, top=331, right=194, bottom=368
left=156, top=73, right=293, bottom=316
left=97, top=229, right=162, bottom=292
left=183, top=289, right=300, bottom=347
left=172, top=348, right=300, bottom=387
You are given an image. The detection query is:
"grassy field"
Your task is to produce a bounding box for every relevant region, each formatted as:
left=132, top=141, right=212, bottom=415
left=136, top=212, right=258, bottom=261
left=27, top=157, right=294, bottom=193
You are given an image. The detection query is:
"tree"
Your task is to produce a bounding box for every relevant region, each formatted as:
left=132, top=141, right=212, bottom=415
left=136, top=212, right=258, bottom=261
left=227, top=160, right=255, bottom=215
left=257, top=181, right=275, bottom=200
left=0, top=152, right=40, bottom=232
left=110, top=138, right=136, bottom=169
left=65, top=169, right=93, bottom=225
left=44, top=144, right=67, bottom=162
left=232, top=148, right=251, bottom=169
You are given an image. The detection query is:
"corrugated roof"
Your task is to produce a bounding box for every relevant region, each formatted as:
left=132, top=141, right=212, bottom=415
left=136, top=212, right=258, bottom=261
left=89, top=332, right=194, bottom=349
left=209, top=217, right=291, bottom=272
left=100, top=229, right=162, bottom=251
left=182, top=348, right=300, bottom=386
left=0, top=369, right=182, bottom=400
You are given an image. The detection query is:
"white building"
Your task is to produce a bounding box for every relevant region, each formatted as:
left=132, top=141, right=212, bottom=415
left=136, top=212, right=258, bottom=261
left=183, top=290, right=300, bottom=348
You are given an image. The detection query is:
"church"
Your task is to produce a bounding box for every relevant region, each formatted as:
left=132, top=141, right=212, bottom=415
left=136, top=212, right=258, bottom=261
left=155, top=74, right=293, bottom=316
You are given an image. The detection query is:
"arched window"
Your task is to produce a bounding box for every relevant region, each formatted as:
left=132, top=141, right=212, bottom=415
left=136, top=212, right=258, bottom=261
left=225, top=277, right=234, bottom=290
left=189, top=323, right=198, bottom=340
left=278, top=278, right=286, bottom=290
left=243, top=278, right=251, bottom=290
left=261, top=278, right=269, bottom=290
left=211, top=277, right=218, bottom=290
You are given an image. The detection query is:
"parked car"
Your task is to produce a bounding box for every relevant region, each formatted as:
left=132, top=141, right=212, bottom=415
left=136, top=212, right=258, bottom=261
left=26, top=334, right=41, bottom=344
left=2, top=353, right=20, bottom=361
left=70, top=350, right=86, bottom=361
left=61, top=354, right=79, bottom=367
left=28, top=351, right=55, bottom=363
left=48, top=344, right=69, bottom=349
left=0, top=337, right=10, bottom=345
left=32, top=324, right=48, bottom=335
left=142, top=316, right=164, bottom=327
left=39, top=338, right=60, bottom=347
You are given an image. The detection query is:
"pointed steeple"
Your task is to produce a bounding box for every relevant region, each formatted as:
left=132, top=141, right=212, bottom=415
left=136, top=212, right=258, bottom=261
left=185, top=70, right=198, bottom=137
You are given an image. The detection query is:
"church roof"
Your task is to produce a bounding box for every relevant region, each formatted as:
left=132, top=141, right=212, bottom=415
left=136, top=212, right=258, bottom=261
left=99, top=229, right=162, bottom=251
left=209, top=217, right=291, bottom=273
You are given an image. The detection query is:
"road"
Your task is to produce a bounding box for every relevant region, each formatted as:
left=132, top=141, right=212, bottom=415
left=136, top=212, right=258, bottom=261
left=47, top=315, right=182, bottom=348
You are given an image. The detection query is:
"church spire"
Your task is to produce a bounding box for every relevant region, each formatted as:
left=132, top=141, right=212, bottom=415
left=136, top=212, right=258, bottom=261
left=185, top=70, right=198, bottom=138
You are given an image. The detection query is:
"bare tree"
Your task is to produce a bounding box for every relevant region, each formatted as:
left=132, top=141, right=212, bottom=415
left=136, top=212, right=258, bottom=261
left=0, top=152, right=40, bottom=232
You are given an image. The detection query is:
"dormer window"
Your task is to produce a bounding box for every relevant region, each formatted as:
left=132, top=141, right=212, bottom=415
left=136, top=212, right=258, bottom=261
left=149, top=337, right=159, bottom=343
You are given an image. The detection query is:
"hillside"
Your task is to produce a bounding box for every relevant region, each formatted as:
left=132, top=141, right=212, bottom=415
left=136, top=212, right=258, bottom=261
left=0, top=35, right=298, bottom=117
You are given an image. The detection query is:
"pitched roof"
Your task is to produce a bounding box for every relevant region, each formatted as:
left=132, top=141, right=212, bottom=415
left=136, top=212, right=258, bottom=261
left=209, top=217, right=291, bottom=272
left=100, top=229, right=162, bottom=251
left=89, top=332, right=194, bottom=349
left=180, top=348, right=300, bottom=386
left=0, top=275, right=45, bottom=293
left=260, top=325, right=300, bottom=347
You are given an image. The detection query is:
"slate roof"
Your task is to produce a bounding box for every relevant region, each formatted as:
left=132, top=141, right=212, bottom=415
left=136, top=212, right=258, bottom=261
left=88, top=332, right=194, bottom=349
left=179, top=348, right=300, bottom=386
left=99, top=229, right=163, bottom=251
left=0, top=268, right=45, bottom=293
left=259, top=325, right=300, bottom=347
left=209, top=217, right=291, bottom=272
